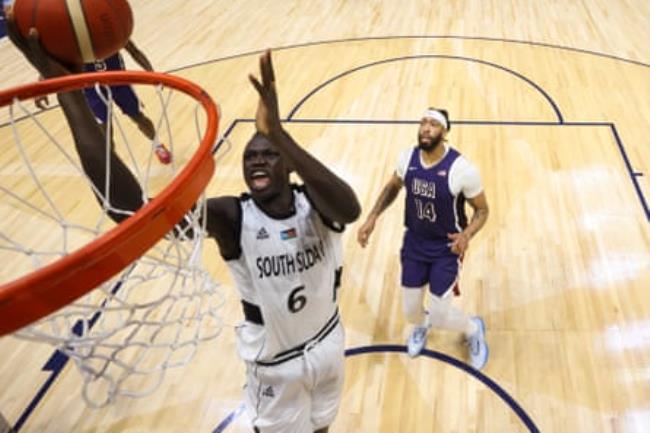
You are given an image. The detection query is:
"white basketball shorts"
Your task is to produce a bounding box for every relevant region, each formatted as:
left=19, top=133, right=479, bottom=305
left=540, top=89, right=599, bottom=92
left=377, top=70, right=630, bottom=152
left=243, top=322, right=345, bottom=433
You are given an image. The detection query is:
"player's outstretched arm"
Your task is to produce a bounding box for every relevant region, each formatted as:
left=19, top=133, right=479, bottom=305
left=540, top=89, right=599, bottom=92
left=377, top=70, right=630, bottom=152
left=248, top=50, right=360, bottom=225
left=357, top=173, right=403, bottom=247
left=124, top=40, right=154, bottom=72
left=6, top=16, right=146, bottom=221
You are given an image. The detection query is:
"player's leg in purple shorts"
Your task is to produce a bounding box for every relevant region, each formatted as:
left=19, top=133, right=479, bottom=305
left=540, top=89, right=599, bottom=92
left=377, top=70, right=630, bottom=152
left=83, top=84, right=138, bottom=123
left=110, top=85, right=141, bottom=118
left=113, top=85, right=172, bottom=164
left=428, top=253, right=461, bottom=297
left=400, top=254, right=430, bottom=290
left=400, top=253, right=433, bottom=356
left=426, top=254, right=488, bottom=368
left=83, top=87, right=109, bottom=123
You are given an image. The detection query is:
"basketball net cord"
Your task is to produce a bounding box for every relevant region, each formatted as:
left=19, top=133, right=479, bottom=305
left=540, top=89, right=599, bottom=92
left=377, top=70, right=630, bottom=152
left=2, top=82, right=231, bottom=408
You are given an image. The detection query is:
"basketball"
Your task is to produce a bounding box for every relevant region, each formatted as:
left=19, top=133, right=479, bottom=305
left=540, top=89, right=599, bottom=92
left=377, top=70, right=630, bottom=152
left=12, top=0, right=134, bottom=65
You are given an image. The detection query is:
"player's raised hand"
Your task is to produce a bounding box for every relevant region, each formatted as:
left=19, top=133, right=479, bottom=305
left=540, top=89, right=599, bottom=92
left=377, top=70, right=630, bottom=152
left=447, top=231, right=469, bottom=255
left=248, top=50, right=282, bottom=136
left=5, top=11, right=74, bottom=79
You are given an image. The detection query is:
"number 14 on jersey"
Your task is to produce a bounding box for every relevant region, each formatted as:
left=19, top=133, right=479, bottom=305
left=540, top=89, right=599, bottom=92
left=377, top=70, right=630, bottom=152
left=414, top=198, right=436, bottom=222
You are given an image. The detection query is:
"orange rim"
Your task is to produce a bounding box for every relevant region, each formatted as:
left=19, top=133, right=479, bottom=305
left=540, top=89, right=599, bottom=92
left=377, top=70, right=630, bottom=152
left=0, top=71, right=218, bottom=336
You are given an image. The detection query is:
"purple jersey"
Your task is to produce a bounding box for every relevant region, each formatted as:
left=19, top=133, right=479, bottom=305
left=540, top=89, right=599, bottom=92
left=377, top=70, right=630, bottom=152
left=402, top=147, right=468, bottom=259
left=82, top=53, right=140, bottom=122
left=0, top=9, right=6, bottom=39
left=83, top=53, right=124, bottom=72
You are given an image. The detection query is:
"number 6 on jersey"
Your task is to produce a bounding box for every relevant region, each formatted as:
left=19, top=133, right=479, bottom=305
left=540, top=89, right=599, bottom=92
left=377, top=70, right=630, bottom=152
left=288, top=285, right=307, bottom=313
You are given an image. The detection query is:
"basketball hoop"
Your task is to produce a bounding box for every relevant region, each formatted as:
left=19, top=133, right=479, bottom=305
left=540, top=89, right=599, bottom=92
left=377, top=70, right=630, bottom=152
left=0, top=71, right=226, bottom=407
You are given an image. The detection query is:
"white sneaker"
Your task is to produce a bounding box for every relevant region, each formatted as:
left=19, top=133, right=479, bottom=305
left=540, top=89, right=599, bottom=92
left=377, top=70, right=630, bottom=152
left=466, top=316, right=489, bottom=370
left=407, top=326, right=428, bottom=357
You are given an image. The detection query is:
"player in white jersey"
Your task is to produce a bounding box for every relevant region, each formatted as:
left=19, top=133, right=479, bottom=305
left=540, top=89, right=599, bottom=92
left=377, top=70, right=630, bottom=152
left=7, top=20, right=361, bottom=433
left=357, top=108, right=490, bottom=369
left=227, top=179, right=348, bottom=432
left=212, top=52, right=359, bottom=433
left=229, top=181, right=343, bottom=361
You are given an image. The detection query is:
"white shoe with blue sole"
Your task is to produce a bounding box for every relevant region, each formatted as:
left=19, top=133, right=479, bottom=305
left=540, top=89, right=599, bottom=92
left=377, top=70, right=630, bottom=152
left=407, top=326, right=429, bottom=358
left=467, top=316, right=489, bottom=370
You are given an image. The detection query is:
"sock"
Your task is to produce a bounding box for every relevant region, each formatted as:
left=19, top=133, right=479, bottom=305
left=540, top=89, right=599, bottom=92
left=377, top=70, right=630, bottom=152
left=427, top=293, right=477, bottom=336
left=402, top=286, right=427, bottom=325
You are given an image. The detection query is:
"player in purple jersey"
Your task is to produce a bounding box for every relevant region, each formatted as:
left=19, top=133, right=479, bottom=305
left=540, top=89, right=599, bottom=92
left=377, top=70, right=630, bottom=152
left=0, top=8, right=6, bottom=39
left=36, top=40, right=172, bottom=165
left=0, top=1, right=14, bottom=38
left=357, top=108, right=490, bottom=369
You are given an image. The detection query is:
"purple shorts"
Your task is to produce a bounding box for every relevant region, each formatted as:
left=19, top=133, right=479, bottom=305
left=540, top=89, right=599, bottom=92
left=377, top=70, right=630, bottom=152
left=83, top=85, right=140, bottom=123
left=400, top=252, right=461, bottom=297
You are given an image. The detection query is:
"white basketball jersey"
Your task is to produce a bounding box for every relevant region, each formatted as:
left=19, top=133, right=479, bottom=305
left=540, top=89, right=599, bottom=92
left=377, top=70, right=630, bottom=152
left=226, top=187, right=344, bottom=363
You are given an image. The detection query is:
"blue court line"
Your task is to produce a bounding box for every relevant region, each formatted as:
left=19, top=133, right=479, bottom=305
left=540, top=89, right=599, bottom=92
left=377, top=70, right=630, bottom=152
left=11, top=280, right=124, bottom=432
left=211, top=344, right=540, bottom=433
left=11, top=115, right=648, bottom=427
left=283, top=118, right=612, bottom=126
left=166, top=35, right=650, bottom=74
left=609, top=123, right=650, bottom=221
left=11, top=46, right=649, bottom=429
left=8, top=117, right=241, bottom=432
left=227, top=117, right=650, bottom=220
left=6, top=34, right=649, bottom=130
left=13, top=107, right=239, bottom=433
left=11, top=117, right=239, bottom=431
left=213, top=119, right=239, bottom=154
left=12, top=350, right=69, bottom=433
left=212, top=403, right=245, bottom=433
left=227, top=118, right=610, bottom=126
left=285, top=55, right=564, bottom=123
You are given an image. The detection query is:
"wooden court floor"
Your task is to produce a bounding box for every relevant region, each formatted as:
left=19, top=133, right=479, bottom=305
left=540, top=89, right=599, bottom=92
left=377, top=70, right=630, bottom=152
left=0, top=1, right=649, bottom=432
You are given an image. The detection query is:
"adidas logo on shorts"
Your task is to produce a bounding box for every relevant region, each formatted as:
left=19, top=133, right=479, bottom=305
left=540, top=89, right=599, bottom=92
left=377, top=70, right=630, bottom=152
left=262, top=385, right=275, bottom=398
left=256, top=227, right=270, bottom=240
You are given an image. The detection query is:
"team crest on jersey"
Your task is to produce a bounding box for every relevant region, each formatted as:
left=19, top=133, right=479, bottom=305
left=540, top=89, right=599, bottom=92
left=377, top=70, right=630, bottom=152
left=93, top=60, right=108, bottom=72
left=256, top=227, right=270, bottom=240
left=280, top=228, right=297, bottom=240
left=262, top=385, right=275, bottom=398
left=437, top=170, right=447, bottom=177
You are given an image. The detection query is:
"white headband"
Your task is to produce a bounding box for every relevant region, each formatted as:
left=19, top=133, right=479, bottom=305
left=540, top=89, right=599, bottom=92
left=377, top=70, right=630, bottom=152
left=422, top=109, right=448, bottom=130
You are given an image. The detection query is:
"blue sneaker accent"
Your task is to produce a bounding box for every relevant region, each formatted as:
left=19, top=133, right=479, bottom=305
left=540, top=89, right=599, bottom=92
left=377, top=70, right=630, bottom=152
left=407, top=326, right=428, bottom=358
left=467, top=316, right=488, bottom=370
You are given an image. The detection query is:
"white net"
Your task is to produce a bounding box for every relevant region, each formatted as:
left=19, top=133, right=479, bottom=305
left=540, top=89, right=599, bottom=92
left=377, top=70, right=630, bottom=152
left=0, top=78, right=228, bottom=407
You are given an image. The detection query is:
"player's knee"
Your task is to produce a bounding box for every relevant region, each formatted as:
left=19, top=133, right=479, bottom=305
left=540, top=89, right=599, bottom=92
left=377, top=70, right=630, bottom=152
left=131, top=114, right=155, bottom=138
left=403, top=305, right=421, bottom=324
left=427, top=293, right=452, bottom=328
